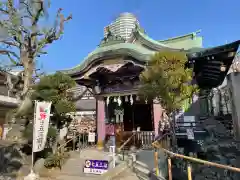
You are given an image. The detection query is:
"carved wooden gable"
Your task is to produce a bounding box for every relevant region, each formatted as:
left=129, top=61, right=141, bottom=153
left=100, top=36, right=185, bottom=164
left=81, top=88, right=94, bottom=99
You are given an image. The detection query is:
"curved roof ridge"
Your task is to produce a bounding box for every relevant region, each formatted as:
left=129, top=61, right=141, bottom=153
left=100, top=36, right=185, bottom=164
left=158, top=30, right=202, bottom=42
left=60, top=42, right=155, bottom=74
left=136, top=30, right=169, bottom=47
left=132, top=28, right=183, bottom=51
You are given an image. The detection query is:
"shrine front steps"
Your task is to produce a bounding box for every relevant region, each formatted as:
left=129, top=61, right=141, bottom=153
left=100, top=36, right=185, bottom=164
left=116, top=151, right=167, bottom=180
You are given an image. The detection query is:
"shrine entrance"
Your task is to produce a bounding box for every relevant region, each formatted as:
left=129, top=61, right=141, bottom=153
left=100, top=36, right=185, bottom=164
left=106, top=96, right=153, bottom=132
left=123, top=101, right=152, bottom=131
left=105, top=95, right=154, bottom=148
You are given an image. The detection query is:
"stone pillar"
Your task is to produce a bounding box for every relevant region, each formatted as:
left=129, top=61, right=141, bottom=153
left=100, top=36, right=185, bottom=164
left=153, top=98, right=163, bottom=137
left=227, top=72, right=240, bottom=139
left=97, top=97, right=106, bottom=149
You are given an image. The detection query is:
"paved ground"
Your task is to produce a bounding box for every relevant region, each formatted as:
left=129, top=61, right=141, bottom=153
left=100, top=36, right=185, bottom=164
left=111, top=168, right=139, bottom=180
left=52, top=148, right=112, bottom=180
left=137, top=150, right=155, bottom=170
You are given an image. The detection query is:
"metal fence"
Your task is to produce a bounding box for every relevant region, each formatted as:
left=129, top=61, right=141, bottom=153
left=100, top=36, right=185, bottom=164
left=136, top=131, right=155, bottom=149
left=121, top=131, right=155, bottom=150
left=64, top=132, right=97, bottom=151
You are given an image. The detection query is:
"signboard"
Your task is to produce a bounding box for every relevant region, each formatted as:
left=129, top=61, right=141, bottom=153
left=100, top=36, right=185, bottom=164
left=109, top=146, right=116, bottom=168
left=88, top=132, right=96, bottom=142
left=186, top=129, right=195, bottom=140
left=102, top=82, right=140, bottom=94
left=109, top=146, right=115, bottom=154
left=83, top=159, right=109, bottom=175
left=183, top=116, right=195, bottom=127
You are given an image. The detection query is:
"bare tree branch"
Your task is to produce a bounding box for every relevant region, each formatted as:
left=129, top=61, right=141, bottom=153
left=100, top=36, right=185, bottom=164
left=32, top=0, right=44, bottom=26
left=0, top=0, right=72, bottom=102
left=0, top=40, right=18, bottom=47
left=0, top=49, right=20, bottom=60
left=35, top=8, right=72, bottom=56
left=0, top=8, right=8, bottom=14
left=20, top=1, right=33, bottom=17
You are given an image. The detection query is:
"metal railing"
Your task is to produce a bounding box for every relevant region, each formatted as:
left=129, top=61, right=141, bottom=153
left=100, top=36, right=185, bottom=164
left=57, top=132, right=96, bottom=153
left=117, top=130, right=156, bottom=162
left=118, top=132, right=136, bottom=152
left=117, top=132, right=136, bottom=160
left=152, top=133, right=240, bottom=180
left=137, top=131, right=155, bottom=149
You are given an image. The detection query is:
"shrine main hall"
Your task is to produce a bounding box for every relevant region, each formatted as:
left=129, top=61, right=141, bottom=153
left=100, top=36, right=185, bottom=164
left=61, top=13, right=239, bottom=148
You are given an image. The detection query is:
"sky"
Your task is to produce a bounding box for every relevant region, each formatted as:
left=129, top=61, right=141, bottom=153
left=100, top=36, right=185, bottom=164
left=39, top=0, right=240, bottom=73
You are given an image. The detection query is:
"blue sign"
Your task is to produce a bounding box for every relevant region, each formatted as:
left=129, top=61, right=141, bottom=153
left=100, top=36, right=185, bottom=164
left=83, top=159, right=109, bottom=175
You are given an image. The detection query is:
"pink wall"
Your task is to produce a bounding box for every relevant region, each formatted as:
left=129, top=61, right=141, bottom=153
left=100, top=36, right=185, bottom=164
left=97, top=97, right=105, bottom=142
left=153, top=103, right=163, bottom=137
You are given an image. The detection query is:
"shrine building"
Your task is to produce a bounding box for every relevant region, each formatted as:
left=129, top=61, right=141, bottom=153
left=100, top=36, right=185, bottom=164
left=61, top=13, right=240, bottom=148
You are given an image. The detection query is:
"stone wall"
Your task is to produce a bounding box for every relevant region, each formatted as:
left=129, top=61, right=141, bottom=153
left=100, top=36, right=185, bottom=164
left=193, top=117, right=240, bottom=180
left=227, top=72, right=240, bottom=139
left=0, top=142, right=25, bottom=179
left=173, top=116, right=240, bottom=180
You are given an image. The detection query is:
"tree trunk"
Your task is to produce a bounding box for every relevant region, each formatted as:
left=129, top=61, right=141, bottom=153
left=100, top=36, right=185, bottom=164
left=22, top=57, right=34, bottom=98
left=52, top=128, right=61, bottom=154
left=15, top=55, right=34, bottom=117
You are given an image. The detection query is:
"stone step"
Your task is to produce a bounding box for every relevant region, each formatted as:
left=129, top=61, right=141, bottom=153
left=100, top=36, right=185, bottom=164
left=135, top=161, right=149, bottom=169
left=110, top=167, right=140, bottom=180
left=136, top=175, right=149, bottom=180
left=117, top=152, right=136, bottom=162
left=117, top=153, right=130, bottom=161
left=133, top=163, right=150, bottom=180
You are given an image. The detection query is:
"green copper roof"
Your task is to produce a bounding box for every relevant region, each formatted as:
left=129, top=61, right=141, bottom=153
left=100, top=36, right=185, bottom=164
left=159, top=30, right=203, bottom=50
left=159, top=30, right=201, bottom=42
left=135, top=30, right=171, bottom=49
left=62, top=42, right=155, bottom=74
left=61, top=27, right=203, bottom=75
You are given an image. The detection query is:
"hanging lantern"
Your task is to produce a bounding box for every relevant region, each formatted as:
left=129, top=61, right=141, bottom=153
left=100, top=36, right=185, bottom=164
left=125, top=95, right=128, bottom=102
left=130, top=95, right=133, bottom=105
left=145, top=99, right=148, bottom=104
left=94, top=85, right=101, bottom=94
left=116, top=112, right=119, bottom=123
left=136, top=95, right=140, bottom=101
left=117, top=96, right=122, bottom=106
left=120, top=112, right=124, bottom=123
left=106, top=96, right=110, bottom=106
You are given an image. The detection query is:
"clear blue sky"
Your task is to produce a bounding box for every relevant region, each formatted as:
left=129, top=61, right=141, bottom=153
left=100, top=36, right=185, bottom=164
left=40, top=0, right=240, bottom=73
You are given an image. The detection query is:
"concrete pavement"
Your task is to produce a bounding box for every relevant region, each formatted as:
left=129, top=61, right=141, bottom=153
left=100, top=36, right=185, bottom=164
left=54, top=148, right=111, bottom=180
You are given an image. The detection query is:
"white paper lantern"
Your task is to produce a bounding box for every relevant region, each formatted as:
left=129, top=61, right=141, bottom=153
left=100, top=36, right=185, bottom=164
left=130, top=95, right=133, bottom=105
left=106, top=96, right=110, bottom=106
left=117, top=96, right=122, bottom=106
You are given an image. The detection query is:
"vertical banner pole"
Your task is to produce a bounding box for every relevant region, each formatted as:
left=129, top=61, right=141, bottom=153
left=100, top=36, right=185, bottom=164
left=25, top=100, right=52, bottom=180
left=24, top=101, right=39, bottom=180
left=31, top=100, right=37, bottom=172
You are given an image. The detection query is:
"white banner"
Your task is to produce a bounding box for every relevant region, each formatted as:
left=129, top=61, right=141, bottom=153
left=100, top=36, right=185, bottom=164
left=88, top=132, right=95, bottom=143
left=32, top=101, right=52, bottom=152
left=186, top=129, right=195, bottom=140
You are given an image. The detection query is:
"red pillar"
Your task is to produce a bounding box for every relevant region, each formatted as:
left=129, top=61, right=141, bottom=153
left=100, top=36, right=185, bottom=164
left=96, top=97, right=105, bottom=149
left=153, top=98, right=163, bottom=137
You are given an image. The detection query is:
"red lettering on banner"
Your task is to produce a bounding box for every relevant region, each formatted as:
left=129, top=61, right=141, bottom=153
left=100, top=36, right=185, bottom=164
left=39, top=106, right=47, bottom=120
